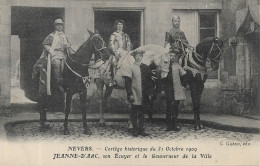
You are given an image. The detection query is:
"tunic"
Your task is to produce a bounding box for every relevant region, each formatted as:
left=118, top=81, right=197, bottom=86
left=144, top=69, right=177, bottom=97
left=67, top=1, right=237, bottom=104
left=109, top=31, right=132, bottom=54
left=40, top=31, right=70, bottom=60
left=165, top=27, right=188, bottom=54
left=123, top=62, right=153, bottom=105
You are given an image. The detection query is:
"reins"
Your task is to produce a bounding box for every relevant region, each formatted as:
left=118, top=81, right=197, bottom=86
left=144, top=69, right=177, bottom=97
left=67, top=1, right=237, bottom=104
left=65, top=34, right=108, bottom=80
left=178, top=39, right=222, bottom=72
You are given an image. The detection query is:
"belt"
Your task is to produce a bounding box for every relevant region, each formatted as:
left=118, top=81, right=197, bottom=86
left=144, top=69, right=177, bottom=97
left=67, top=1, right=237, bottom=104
left=54, top=49, right=65, bottom=52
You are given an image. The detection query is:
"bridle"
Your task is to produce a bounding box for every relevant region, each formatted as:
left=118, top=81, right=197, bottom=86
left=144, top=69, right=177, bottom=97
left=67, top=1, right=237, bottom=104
left=66, top=33, right=108, bottom=67
left=207, top=42, right=222, bottom=63
left=91, top=34, right=108, bottom=61
left=64, top=33, right=109, bottom=81
left=178, top=39, right=223, bottom=71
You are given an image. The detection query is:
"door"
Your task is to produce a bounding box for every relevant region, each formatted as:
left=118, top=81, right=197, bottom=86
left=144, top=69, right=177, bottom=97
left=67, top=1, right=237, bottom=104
left=94, top=10, right=142, bottom=49
left=11, top=7, right=64, bottom=102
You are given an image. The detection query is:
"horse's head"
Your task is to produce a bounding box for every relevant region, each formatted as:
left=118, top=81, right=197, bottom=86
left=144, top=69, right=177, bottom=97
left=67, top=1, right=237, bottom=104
left=88, top=30, right=111, bottom=62
left=209, top=37, right=223, bottom=71
left=196, top=37, right=223, bottom=71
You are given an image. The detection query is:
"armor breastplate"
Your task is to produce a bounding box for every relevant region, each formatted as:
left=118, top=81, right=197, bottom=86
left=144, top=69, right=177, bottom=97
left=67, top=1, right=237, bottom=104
left=113, top=32, right=127, bottom=50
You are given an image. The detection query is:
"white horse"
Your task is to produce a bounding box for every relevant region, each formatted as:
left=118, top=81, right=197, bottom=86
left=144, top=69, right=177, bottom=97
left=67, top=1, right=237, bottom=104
left=95, top=44, right=171, bottom=126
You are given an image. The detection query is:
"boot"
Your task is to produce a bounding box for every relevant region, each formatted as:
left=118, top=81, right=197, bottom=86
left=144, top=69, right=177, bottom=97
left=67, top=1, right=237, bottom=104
left=138, top=110, right=149, bottom=136
left=172, top=118, right=180, bottom=131
left=131, top=106, right=138, bottom=137
left=172, top=107, right=180, bottom=131
left=166, top=113, right=172, bottom=131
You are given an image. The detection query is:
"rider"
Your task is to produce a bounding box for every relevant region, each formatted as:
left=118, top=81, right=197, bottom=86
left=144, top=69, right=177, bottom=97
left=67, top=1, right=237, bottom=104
left=109, top=19, right=133, bottom=85
left=165, top=15, right=189, bottom=65
left=109, top=19, right=132, bottom=61
left=39, top=18, right=71, bottom=91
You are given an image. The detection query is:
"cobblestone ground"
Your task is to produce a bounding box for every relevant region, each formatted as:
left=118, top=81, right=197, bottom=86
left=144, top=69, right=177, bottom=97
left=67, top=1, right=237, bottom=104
left=9, top=121, right=260, bottom=143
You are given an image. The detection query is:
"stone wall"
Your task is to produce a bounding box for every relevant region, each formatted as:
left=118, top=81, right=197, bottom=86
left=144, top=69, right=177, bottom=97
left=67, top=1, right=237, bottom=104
left=0, top=0, right=11, bottom=106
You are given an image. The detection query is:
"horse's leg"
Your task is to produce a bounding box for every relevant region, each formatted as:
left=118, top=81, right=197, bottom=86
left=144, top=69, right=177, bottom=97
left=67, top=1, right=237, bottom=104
left=148, top=96, right=155, bottom=122
left=196, top=82, right=205, bottom=130
left=172, top=100, right=180, bottom=131
left=103, top=84, right=113, bottom=113
left=39, top=94, right=50, bottom=132
left=190, top=82, right=199, bottom=130
left=96, top=79, right=106, bottom=126
left=79, top=92, right=91, bottom=135
left=63, top=91, right=72, bottom=135
left=190, top=76, right=204, bottom=130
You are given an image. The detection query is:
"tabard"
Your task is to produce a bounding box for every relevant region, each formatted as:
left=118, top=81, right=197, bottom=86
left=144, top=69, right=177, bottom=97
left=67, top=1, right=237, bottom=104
left=123, top=62, right=153, bottom=105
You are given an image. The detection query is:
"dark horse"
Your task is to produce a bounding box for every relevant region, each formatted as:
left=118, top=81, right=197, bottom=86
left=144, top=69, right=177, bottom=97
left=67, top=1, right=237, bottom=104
left=182, top=37, right=223, bottom=130
left=33, top=30, right=110, bottom=135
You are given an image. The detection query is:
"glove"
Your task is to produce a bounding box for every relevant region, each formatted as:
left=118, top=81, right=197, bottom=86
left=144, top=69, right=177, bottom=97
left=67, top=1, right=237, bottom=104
left=128, top=95, right=135, bottom=103
left=65, top=43, right=71, bottom=48
left=160, top=91, right=165, bottom=97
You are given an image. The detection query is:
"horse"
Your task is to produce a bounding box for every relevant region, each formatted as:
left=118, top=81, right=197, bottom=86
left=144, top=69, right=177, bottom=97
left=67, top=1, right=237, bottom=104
left=95, top=44, right=171, bottom=126
left=32, top=30, right=111, bottom=135
left=179, top=37, right=223, bottom=130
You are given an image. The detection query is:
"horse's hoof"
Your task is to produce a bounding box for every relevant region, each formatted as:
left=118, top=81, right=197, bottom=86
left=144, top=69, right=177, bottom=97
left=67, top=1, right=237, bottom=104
left=199, top=125, right=205, bottom=129
left=39, top=124, right=51, bottom=132
left=127, top=128, right=133, bottom=133
left=63, top=129, right=70, bottom=135
left=194, top=125, right=199, bottom=131
left=83, top=129, right=92, bottom=135
left=39, top=127, right=46, bottom=132
left=99, top=122, right=106, bottom=127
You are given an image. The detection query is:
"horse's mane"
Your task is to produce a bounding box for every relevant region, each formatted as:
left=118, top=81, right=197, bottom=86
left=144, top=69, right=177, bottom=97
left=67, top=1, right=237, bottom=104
left=118, top=44, right=169, bottom=66
left=196, top=37, right=215, bottom=55
left=73, top=36, right=91, bottom=57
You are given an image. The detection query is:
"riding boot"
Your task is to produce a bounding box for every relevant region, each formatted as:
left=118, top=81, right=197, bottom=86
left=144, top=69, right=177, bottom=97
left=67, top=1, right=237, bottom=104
left=138, top=107, right=149, bottom=136
left=131, top=105, right=139, bottom=137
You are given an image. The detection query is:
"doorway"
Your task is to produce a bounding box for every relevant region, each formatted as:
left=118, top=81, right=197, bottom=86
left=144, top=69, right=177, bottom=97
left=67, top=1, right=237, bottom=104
left=11, top=6, right=64, bottom=102
left=94, top=9, right=143, bottom=49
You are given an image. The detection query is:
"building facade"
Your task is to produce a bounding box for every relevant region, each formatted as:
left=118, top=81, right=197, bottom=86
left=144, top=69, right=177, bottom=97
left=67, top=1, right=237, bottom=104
left=0, top=0, right=259, bottom=115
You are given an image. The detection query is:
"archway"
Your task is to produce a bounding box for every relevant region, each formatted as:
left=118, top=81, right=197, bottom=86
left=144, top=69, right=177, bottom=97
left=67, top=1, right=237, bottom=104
left=11, top=6, right=64, bottom=103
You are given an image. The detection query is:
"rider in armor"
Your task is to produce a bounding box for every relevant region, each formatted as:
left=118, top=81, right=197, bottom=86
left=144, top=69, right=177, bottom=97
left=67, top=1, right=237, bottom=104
left=109, top=19, right=132, bottom=60
left=108, top=19, right=133, bottom=86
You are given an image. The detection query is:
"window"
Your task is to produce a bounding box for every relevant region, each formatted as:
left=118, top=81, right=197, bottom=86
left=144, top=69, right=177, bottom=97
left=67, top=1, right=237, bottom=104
left=199, top=12, right=219, bottom=79
left=199, top=12, right=217, bottom=41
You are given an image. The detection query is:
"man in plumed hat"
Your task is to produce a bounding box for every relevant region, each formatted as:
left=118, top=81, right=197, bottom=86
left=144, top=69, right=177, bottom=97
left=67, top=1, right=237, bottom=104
left=40, top=18, right=71, bottom=91
left=123, top=50, right=153, bottom=137
left=108, top=19, right=133, bottom=85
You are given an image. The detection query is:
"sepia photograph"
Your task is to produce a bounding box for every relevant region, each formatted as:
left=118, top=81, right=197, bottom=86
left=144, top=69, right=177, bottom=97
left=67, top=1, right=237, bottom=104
left=0, top=0, right=259, bottom=165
